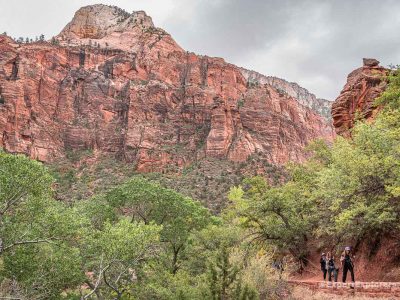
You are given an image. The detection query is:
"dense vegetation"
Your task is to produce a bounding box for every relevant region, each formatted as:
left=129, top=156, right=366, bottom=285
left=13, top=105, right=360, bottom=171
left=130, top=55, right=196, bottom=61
left=229, top=68, right=400, bottom=268
left=49, top=152, right=285, bottom=213
left=0, top=152, right=287, bottom=299
left=0, top=69, right=399, bottom=299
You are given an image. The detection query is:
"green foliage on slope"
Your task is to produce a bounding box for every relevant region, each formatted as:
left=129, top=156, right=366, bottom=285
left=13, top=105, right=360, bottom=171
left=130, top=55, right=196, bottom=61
left=0, top=151, right=84, bottom=299
left=227, top=68, right=400, bottom=268
left=0, top=151, right=287, bottom=299
left=49, top=152, right=285, bottom=213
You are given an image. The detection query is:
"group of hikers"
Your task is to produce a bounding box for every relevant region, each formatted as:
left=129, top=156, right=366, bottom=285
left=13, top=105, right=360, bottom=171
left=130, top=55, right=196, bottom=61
left=320, top=246, right=355, bottom=283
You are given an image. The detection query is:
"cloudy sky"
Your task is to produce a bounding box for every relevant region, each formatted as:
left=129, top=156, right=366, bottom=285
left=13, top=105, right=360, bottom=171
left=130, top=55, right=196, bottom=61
left=1, top=0, right=400, bottom=100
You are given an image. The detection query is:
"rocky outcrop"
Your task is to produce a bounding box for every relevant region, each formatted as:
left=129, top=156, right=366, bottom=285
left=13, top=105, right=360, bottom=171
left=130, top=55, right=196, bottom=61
left=331, top=59, right=388, bottom=136
left=0, top=5, right=333, bottom=171
left=56, top=4, right=181, bottom=53
left=59, top=5, right=154, bottom=40
left=240, top=68, right=333, bottom=121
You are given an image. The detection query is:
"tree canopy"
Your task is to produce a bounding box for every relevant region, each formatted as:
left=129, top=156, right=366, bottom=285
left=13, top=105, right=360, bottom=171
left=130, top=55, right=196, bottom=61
left=227, top=68, right=400, bottom=267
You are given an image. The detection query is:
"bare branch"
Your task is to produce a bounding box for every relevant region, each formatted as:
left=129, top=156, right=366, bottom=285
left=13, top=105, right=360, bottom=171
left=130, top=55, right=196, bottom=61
left=84, top=254, right=106, bottom=300
left=2, top=238, right=59, bottom=253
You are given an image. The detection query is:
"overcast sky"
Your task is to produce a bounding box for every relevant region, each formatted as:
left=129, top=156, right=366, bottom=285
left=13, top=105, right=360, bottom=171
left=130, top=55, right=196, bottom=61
left=1, top=0, right=400, bottom=100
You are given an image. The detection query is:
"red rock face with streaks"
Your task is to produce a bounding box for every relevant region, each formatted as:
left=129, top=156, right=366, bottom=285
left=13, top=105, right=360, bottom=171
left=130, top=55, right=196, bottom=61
left=0, top=5, right=333, bottom=171
left=332, top=58, right=388, bottom=137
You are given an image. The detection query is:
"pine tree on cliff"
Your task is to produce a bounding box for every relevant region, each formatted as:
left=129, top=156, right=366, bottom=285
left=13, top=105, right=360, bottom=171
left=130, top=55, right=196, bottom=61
left=51, top=37, right=59, bottom=45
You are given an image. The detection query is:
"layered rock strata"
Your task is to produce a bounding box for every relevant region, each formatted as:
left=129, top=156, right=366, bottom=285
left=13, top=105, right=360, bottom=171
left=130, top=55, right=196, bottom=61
left=0, top=4, right=333, bottom=171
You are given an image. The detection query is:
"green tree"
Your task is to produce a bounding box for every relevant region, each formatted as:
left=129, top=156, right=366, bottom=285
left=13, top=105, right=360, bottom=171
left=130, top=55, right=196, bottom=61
left=106, top=176, right=212, bottom=274
left=207, top=244, right=241, bottom=300
left=229, top=68, right=400, bottom=260
left=0, top=151, right=60, bottom=254
left=0, top=151, right=85, bottom=299
left=51, top=36, right=60, bottom=45
left=74, top=195, right=117, bottom=230
left=180, top=223, right=261, bottom=300
left=3, top=244, right=84, bottom=299
left=228, top=175, right=319, bottom=268
left=81, top=219, right=161, bottom=299
left=315, top=69, right=400, bottom=241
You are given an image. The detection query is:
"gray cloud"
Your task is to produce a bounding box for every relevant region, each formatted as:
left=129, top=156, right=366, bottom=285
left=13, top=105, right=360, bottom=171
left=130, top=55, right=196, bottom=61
left=1, top=0, right=399, bottom=100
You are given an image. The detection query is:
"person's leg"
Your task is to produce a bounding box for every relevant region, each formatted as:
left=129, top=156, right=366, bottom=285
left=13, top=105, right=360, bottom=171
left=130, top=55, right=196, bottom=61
left=323, top=269, right=327, bottom=280
left=328, top=268, right=332, bottom=281
left=349, top=265, right=355, bottom=282
left=342, top=265, right=348, bottom=282
left=334, top=268, right=338, bottom=282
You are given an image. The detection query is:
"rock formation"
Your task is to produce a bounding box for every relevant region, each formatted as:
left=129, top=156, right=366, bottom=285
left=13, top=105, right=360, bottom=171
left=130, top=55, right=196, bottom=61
left=59, top=5, right=154, bottom=40
left=0, top=4, right=333, bottom=171
left=240, top=68, right=333, bottom=120
left=332, top=58, right=388, bottom=136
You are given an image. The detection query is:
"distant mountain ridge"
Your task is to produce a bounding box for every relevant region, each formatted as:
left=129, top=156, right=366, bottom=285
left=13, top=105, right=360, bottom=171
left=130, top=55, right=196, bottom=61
left=240, top=68, right=332, bottom=120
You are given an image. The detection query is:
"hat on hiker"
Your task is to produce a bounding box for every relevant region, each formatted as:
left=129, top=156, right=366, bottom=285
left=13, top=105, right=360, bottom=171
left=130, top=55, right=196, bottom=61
left=344, top=246, right=351, bottom=251
left=321, top=252, right=326, bottom=256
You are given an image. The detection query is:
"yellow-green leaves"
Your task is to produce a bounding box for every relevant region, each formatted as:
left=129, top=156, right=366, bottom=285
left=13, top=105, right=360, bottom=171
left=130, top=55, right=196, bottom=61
left=226, top=68, right=400, bottom=258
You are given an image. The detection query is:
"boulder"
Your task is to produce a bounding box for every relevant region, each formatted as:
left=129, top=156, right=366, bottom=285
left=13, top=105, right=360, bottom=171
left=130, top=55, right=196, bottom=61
left=363, top=58, right=380, bottom=67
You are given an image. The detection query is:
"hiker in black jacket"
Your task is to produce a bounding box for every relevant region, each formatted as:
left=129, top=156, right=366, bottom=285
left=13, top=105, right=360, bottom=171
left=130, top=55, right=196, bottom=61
left=340, top=246, right=355, bottom=283
left=320, top=252, right=327, bottom=281
left=326, top=251, right=338, bottom=282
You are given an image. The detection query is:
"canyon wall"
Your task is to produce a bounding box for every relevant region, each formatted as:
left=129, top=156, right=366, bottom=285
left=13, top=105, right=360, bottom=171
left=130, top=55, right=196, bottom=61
left=0, top=4, right=333, bottom=171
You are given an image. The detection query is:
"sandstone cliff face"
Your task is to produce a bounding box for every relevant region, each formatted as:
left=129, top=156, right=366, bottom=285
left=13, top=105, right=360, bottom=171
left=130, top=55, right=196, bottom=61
left=240, top=68, right=332, bottom=120
left=0, top=4, right=333, bottom=171
left=331, top=59, right=388, bottom=136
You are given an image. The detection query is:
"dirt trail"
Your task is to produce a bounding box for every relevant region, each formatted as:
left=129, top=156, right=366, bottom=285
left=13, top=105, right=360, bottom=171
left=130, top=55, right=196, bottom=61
left=289, top=258, right=400, bottom=298
left=289, top=279, right=400, bottom=298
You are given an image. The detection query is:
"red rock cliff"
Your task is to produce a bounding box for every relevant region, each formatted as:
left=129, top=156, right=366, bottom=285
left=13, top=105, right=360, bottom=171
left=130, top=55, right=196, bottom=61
left=332, top=58, right=388, bottom=136
left=0, top=4, right=333, bottom=171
